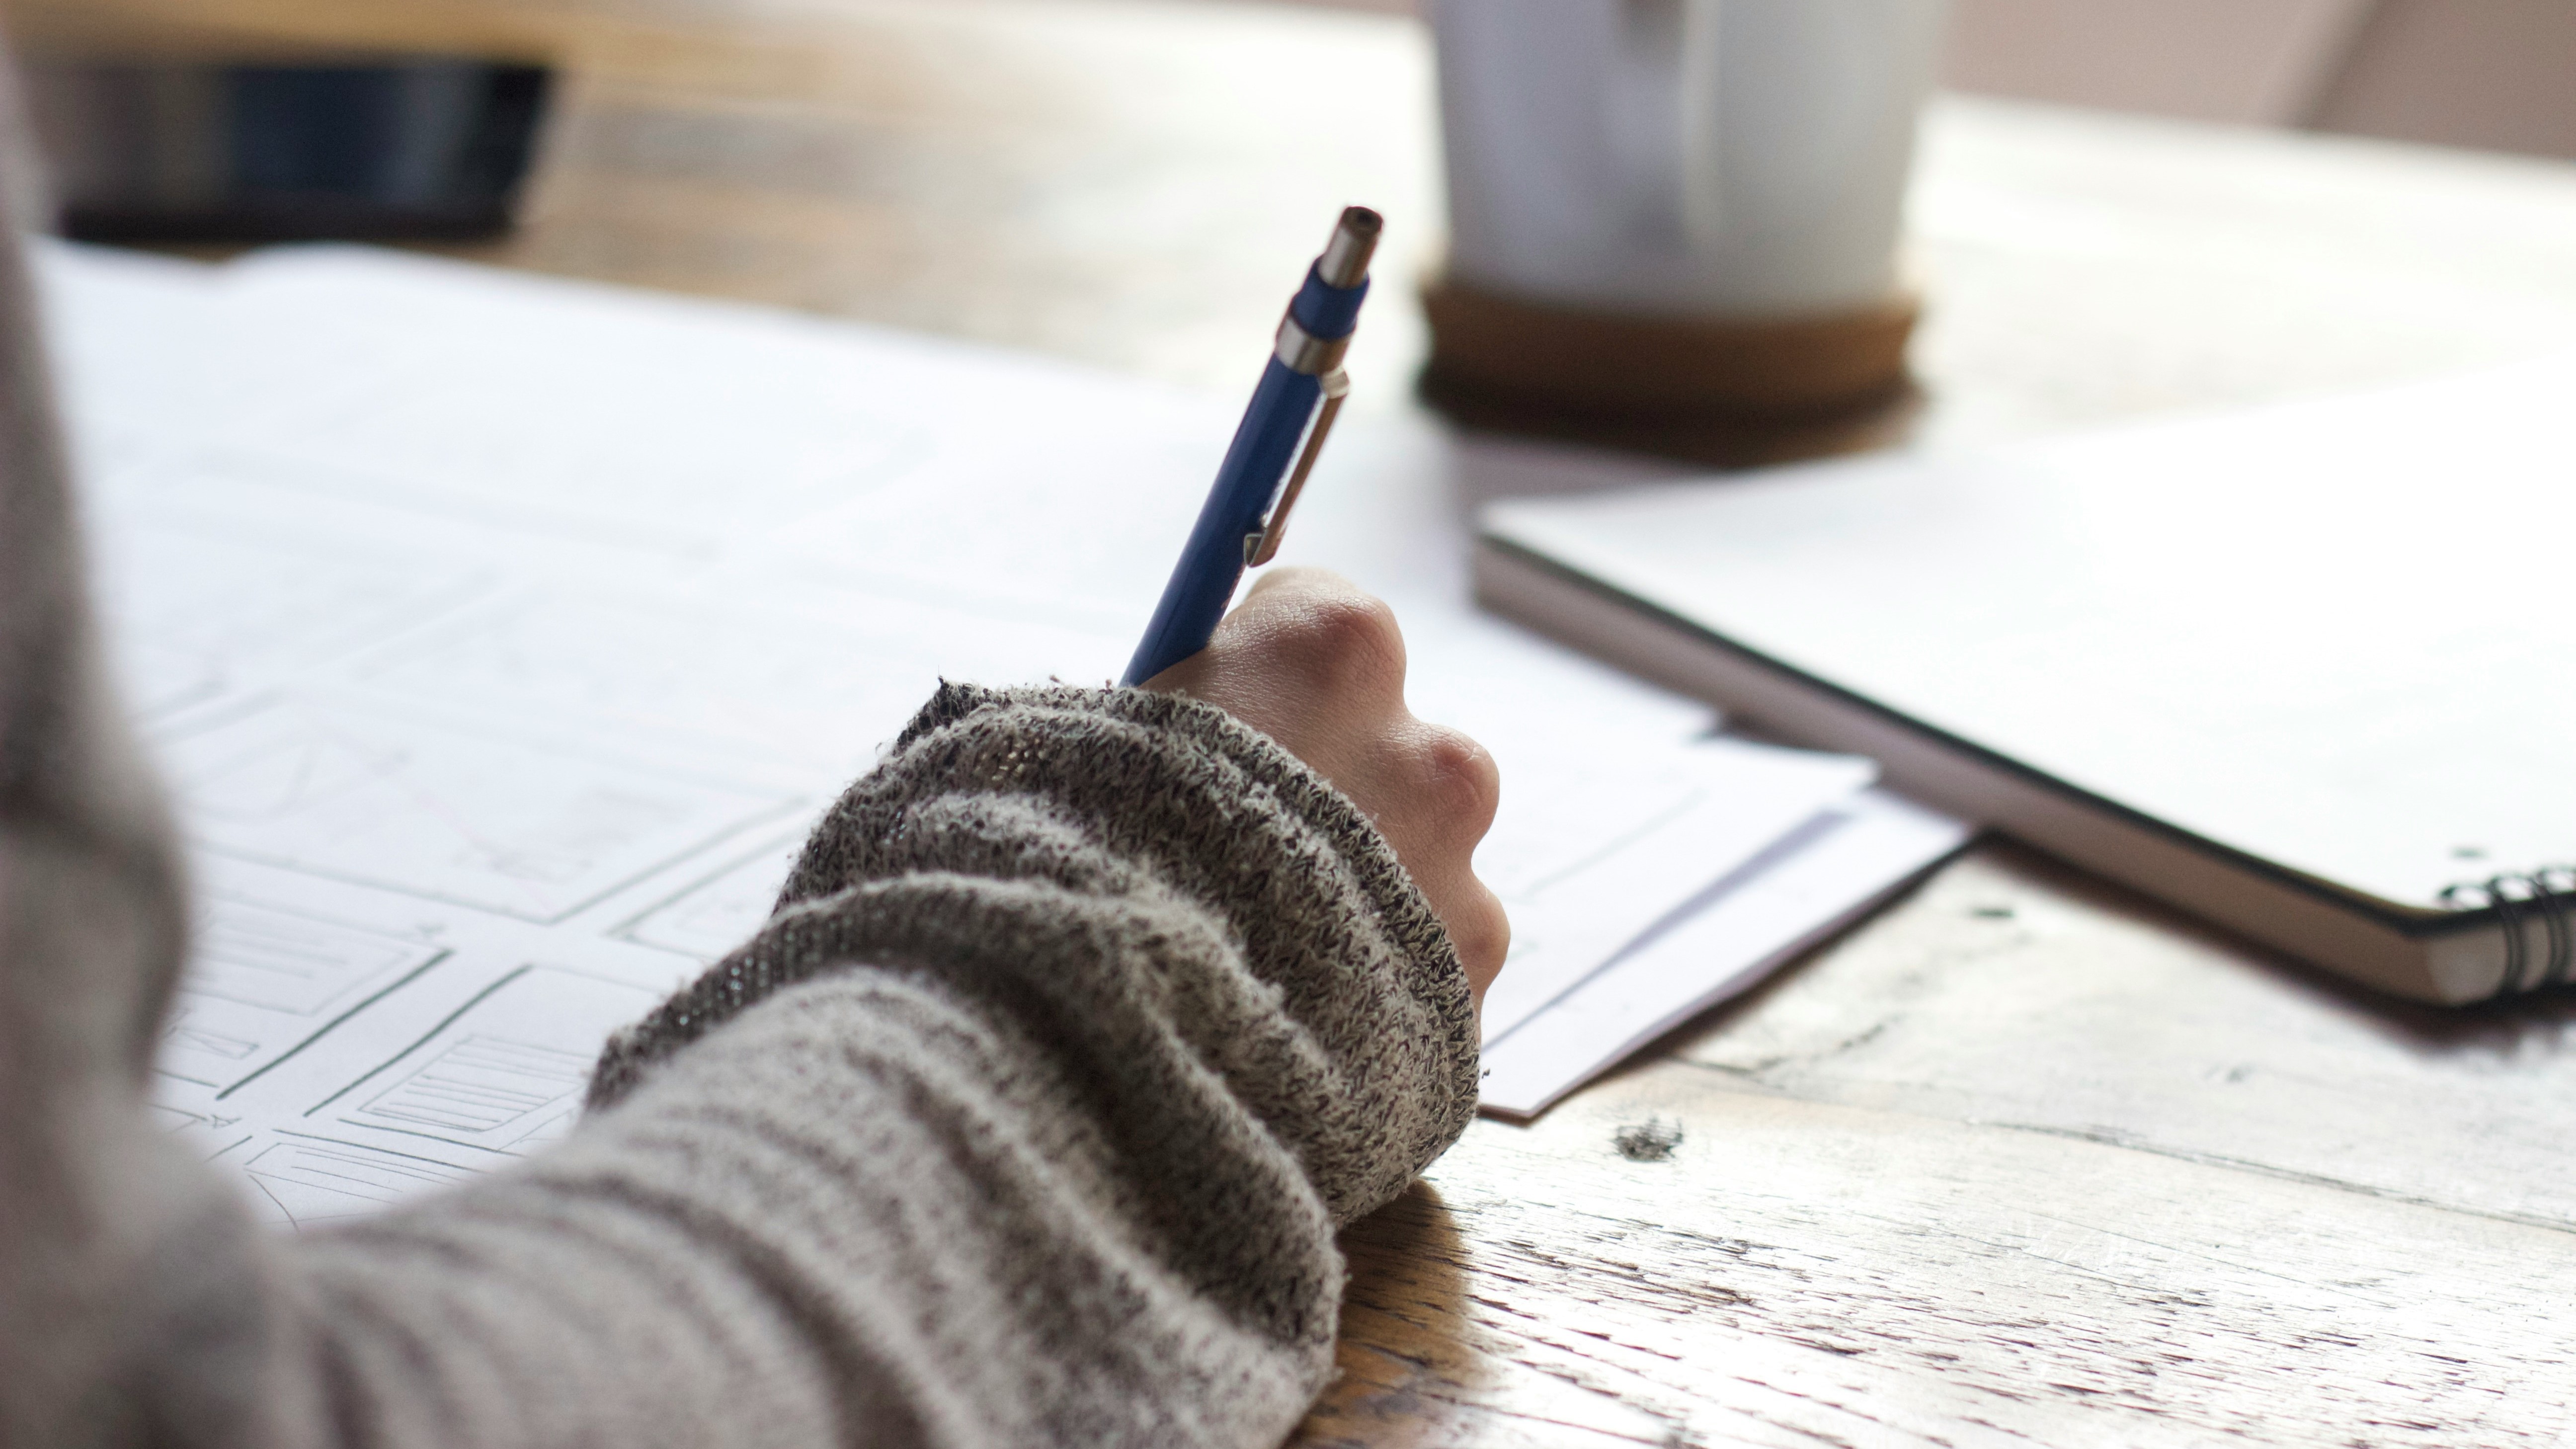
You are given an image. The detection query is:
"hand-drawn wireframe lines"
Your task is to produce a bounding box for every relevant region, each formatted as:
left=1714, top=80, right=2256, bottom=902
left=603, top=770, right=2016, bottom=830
left=158, top=694, right=799, bottom=922
left=613, top=832, right=805, bottom=963
left=145, top=1091, right=253, bottom=1163
left=346, top=590, right=956, bottom=777
left=152, top=900, right=445, bottom=1092
left=304, top=964, right=661, bottom=1170
left=350, top=1036, right=593, bottom=1149
left=85, top=509, right=493, bottom=719
left=162, top=1005, right=261, bottom=1065
left=236, top=1137, right=475, bottom=1230
left=189, top=901, right=443, bottom=1015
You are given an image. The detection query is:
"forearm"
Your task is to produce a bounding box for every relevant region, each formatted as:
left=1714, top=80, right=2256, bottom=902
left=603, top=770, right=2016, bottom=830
left=268, top=683, right=1478, bottom=1449
left=296, top=962, right=1329, bottom=1447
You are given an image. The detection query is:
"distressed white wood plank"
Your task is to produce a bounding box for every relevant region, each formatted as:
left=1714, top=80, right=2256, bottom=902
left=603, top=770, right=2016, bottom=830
left=1669, top=845, right=2576, bottom=1232
left=1313, top=1060, right=2576, bottom=1446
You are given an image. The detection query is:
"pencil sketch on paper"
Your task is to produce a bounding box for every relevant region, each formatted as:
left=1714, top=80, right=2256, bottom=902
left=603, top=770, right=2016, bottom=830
left=304, top=964, right=663, bottom=1166
left=236, top=1138, right=475, bottom=1230
left=350, top=1036, right=595, bottom=1151
left=144, top=1095, right=252, bottom=1166
left=187, top=902, right=443, bottom=1017
left=84, top=509, right=493, bottom=719
left=152, top=900, right=445, bottom=1092
left=157, top=695, right=800, bottom=922
left=612, top=833, right=805, bottom=963
left=345, top=590, right=959, bottom=776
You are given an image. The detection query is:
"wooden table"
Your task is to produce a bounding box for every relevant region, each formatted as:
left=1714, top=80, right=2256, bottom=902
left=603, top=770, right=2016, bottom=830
left=19, top=1, right=2576, bottom=1443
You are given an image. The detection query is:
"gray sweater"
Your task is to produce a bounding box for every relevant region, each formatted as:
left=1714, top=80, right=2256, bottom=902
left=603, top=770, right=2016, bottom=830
left=0, top=90, right=1479, bottom=1449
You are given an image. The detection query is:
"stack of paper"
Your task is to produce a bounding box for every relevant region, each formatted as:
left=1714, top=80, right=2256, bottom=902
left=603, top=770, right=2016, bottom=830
left=41, top=242, right=1966, bottom=1225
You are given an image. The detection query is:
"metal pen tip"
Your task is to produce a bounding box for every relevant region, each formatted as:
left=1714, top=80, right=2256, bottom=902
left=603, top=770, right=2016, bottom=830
left=1318, top=206, right=1382, bottom=288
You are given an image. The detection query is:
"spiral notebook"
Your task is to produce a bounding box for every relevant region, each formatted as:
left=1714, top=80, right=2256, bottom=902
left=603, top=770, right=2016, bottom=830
left=1478, top=350, right=2576, bottom=1004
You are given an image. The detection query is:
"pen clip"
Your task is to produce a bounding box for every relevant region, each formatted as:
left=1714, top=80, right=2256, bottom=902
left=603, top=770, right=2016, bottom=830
left=1243, top=369, right=1350, bottom=568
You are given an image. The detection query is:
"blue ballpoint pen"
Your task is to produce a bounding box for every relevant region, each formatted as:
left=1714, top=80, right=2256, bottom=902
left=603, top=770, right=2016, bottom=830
left=1120, top=207, right=1381, bottom=686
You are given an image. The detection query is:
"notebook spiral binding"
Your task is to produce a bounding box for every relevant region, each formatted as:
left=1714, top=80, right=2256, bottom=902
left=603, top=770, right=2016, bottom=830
left=2438, top=867, right=2576, bottom=995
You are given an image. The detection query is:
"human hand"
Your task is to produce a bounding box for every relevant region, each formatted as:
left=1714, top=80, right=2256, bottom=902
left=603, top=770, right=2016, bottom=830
left=1144, top=567, right=1509, bottom=1008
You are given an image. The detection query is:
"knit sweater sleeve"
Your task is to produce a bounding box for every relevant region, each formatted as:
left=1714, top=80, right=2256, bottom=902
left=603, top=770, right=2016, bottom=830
left=6, top=670, right=1482, bottom=1449
left=0, top=63, right=1479, bottom=1449
left=273, top=681, right=1481, bottom=1449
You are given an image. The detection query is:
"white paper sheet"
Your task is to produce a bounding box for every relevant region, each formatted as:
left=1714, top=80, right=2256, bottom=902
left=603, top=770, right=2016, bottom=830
left=1478, top=789, right=1972, bottom=1118
left=39, top=240, right=1958, bottom=1218
left=1474, top=739, right=1874, bottom=1042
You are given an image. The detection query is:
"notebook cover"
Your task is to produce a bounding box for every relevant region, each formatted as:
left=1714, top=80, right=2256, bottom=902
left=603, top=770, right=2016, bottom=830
left=1481, top=352, right=2576, bottom=927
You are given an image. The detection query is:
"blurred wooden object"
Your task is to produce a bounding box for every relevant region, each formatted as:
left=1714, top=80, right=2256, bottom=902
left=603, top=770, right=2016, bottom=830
left=1417, top=278, right=1923, bottom=468
left=2311, top=0, right=2576, bottom=161
left=14, top=0, right=2576, bottom=1443
left=2, top=0, right=1445, bottom=395
left=1042, top=0, right=2576, bottom=165
left=1945, top=0, right=2576, bottom=161
left=1942, top=0, right=2374, bottom=126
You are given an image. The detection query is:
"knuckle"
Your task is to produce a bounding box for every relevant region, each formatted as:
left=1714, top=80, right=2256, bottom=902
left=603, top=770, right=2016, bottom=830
left=1414, top=726, right=1501, bottom=830
left=1450, top=888, right=1512, bottom=975
left=1279, top=594, right=1405, bottom=697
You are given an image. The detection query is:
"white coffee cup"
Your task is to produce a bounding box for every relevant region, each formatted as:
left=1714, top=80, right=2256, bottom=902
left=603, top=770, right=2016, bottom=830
left=1428, top=0, right=1947, bottom=319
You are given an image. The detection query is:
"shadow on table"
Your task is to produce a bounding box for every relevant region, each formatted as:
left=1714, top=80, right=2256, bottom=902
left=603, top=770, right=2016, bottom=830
left=1569, top=835, right=2576, bottom=1126
left=1964, top=841, right=2576, bottom=1057
left=1289, top=1179, right=1484, bottom=1448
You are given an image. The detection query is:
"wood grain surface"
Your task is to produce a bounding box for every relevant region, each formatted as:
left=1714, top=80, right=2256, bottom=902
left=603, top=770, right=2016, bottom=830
left=1302, top=849, right=2576, bottom=1446
left=15, top=0, right=2576, bottom=1442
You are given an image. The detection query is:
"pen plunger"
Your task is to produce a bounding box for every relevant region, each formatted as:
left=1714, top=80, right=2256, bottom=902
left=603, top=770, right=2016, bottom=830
left=1119, top=208, right=1379, bottom=687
